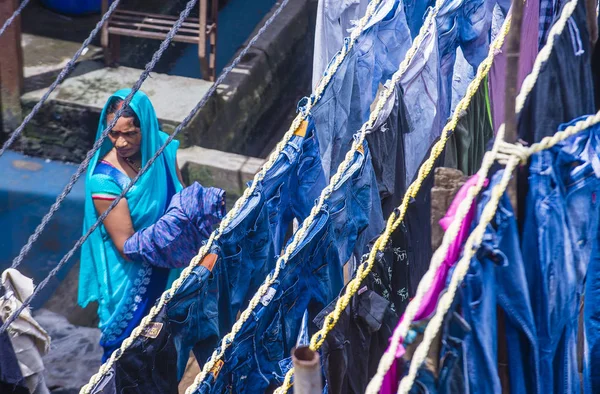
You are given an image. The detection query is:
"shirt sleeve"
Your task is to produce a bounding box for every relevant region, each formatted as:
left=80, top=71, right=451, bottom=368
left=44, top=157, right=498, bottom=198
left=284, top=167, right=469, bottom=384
left=88, top=173, right=122, bottom=201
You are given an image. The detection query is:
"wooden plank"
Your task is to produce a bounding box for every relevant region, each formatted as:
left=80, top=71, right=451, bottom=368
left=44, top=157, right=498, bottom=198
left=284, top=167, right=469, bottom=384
left=116, top=9, right=200, bottom=23
left=0, top=0, right=23, bottom=137
left=109, top=20, right=200, bottom=35
left=111, top=13, right=200, bottom=29
left=107, top=27, right=199, bottom=44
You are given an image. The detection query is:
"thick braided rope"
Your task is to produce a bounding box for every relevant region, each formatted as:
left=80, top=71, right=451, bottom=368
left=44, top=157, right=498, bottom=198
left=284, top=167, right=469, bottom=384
left=188, top=2, right=443, bottom=393
left=515, top=0, right=578, bottom=113
left=0, top=0, right=202, bottom=337
left=79, top=1, right=385, bottom=392
left=398, top=154, right=519, bottom=393
left=0, top=0, right=30, bottom=37
left=396, top=109, right=600, bottom=393
left=275, top=12, right=513, bottom=394
left=0, top=0, right=122, bottom=159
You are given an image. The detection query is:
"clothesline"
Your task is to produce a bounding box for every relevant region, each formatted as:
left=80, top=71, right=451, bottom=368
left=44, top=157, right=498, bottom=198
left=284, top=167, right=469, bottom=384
left=395, top=109, right=600, bottom=393
left=274, top=9, right=514, bottom=394
left=366, top=0, right=580, bottom=391
left=0, top=0, right=30, bottom=38
left=79, top=0, right=386, bottom=391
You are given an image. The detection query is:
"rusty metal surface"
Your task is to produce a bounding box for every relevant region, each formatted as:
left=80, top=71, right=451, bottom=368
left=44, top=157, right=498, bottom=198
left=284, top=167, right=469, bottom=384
left=0, top=0, right=23, bottom=138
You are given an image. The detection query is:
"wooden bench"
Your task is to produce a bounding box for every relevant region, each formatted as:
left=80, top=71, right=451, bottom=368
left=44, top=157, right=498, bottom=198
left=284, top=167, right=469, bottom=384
left=100, top=0, right=218, bottom=81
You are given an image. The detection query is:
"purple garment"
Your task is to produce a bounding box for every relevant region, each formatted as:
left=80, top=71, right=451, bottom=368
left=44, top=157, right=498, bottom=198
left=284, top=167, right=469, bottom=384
left=124, top=182, right=226, bottom=268
left=488, top=0, right=540, bottom=134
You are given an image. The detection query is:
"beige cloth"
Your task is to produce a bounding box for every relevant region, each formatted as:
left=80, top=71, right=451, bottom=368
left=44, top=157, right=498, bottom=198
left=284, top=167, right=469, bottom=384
left=1, top=268, right=51, bottom=394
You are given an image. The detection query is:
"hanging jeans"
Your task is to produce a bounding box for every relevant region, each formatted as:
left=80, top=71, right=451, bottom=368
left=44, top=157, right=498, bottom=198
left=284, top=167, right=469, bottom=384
left=461, top=170, right=540, bottom=394
left=196, top=142, right=378, bottom=394
left=522, top=117, right=600, bottom=394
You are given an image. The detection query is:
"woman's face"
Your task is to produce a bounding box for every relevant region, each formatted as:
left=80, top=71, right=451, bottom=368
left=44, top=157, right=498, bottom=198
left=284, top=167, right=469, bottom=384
left=107, top=114, right=142, bottom=158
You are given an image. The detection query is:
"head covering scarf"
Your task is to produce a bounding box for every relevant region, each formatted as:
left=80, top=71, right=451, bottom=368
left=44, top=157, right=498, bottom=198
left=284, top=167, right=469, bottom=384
left=78, top=89, right=183, bottom=331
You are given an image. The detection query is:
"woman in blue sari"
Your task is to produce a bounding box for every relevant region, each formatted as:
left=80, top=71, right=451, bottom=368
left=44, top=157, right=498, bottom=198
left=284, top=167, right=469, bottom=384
left=78, top=89, right=185, bottom=361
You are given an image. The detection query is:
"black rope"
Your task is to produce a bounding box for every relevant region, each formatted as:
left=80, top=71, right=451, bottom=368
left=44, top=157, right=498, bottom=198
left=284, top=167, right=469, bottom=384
left=0, top=0, right=30, bottom=38
left=0, top=0, right=122, bottom=158
left=0, top=0, right=291, bottom=335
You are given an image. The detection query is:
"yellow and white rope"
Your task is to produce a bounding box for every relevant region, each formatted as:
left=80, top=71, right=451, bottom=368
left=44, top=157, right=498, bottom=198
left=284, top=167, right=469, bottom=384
left=397, top=109, right=600, bottom=393
left=515, top=0, right=579, bottom=113
left=274, top=8, right=514, bottom=394
left=185, top=3, right=445, bottom=393
left=79, top=0, right=386, bottom=392
left=369, top=1, right=582, bottom=391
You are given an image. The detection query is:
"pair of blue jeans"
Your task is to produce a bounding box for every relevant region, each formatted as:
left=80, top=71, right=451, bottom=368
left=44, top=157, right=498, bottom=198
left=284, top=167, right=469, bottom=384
left=261, top=119, right=327, bottom=254
left=522, top=115, right=600, bottom=394
left=461, top=170, right=539, bottom=394
left=196, top=143, right=378, bottom=394
left=306, top=0, right=411, bottom=179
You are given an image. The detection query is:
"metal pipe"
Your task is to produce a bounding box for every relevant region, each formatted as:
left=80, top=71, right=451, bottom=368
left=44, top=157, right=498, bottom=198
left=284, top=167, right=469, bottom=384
left=292, top=346, right=322, bottom=394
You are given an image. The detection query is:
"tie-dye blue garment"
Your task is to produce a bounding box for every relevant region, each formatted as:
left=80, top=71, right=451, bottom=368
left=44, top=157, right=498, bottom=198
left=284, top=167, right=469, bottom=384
left=124, top=182, right=226, bottom=268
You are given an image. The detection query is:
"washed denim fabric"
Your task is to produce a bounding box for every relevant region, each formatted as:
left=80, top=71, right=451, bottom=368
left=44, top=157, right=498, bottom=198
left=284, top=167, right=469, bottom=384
left=105, top=306, right=179, bottom=394
left=196, top=143, right=379, bottom=394
left=261, top=119, right=327, bottom=254
left=166, top=264, right=214, bottom=377
left=523, top=116, right=600, bottom=394
left=313, top=235, right=411, bottom=394
left=306, top=0, right=411, bottom=179
left=0, top=316, right=29, bottom=394
left=312, top=0, right=369, bottom=88
left=437, top=310, right=470, bottom=394
left=517, top=0, right=595, bottom=145
left=462, top=170, right=539, bottom=394
left=400, top=19, right=443, bottom=187
left=584, top=226, right=600, bottom=393
left=366, top=79, right=409, bottom=217
left=124, top=182, right=226, bottom=268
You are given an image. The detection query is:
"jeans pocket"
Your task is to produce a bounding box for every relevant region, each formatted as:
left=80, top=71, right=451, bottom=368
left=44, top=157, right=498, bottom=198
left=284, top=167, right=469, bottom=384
left=262, top=309, right=286, bottom=362
left=466, top=262, right=483, bottom=309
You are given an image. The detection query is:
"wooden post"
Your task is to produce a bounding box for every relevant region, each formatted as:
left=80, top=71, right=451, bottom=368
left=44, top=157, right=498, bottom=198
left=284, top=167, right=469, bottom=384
left=0, top=0, right=23, bottom=141
left=499, top=1, right=526, bottom=393
left=198, top=0, right=210, bottom=80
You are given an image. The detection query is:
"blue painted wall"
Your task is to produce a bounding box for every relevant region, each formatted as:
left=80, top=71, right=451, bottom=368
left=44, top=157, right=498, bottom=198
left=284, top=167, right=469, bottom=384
left=0, top=152, right=86, bottom=308
left=169, top=0, right=277, bottom=79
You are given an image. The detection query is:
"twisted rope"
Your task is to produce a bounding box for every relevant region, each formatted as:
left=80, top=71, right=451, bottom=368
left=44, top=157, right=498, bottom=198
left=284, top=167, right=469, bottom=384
left=369, top=1, right=581, bottom=390
left=275, top=9, right=513, bottom=394
left=0, top=0, right=123, bottom=159
left=0, top=0, right=202, bottom=336
left=397, top=108, right=600, bottom=393
left=0, top=0, right=30, bottom=38
left=515, top=0, right=578, bottom=113
left=78, top=0, right=385, bottom=392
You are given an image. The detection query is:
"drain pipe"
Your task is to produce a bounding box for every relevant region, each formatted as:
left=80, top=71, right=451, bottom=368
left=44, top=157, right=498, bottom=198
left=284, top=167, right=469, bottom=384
left=292, top=346, right=322, bottom=394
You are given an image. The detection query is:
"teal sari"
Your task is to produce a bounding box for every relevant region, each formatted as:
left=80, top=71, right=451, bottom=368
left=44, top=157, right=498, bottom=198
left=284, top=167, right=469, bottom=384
left=78, top=89, right=183, bottom=359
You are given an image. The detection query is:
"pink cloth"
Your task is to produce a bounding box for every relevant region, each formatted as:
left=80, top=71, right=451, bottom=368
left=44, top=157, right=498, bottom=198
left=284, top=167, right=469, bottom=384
left=379, top=174, right=488, bottom=393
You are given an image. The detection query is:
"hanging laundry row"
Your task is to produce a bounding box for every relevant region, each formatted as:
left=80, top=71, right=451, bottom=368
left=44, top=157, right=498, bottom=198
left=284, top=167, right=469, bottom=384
left=80, top=0, right=600, bottom=393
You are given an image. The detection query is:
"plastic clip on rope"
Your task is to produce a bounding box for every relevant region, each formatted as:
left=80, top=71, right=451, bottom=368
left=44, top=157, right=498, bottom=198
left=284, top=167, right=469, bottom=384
left=275, top=10, right=513, bottom=394
left=79, top=0, right=386, bottom=392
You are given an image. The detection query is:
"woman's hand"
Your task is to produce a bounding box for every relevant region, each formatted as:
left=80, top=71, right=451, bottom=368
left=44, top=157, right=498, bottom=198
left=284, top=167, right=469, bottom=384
left=93, top=198, right=135, bottom=260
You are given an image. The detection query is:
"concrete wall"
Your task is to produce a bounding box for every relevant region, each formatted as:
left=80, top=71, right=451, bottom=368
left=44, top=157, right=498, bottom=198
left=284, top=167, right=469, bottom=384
left=13, top=0, right=315, bottom=162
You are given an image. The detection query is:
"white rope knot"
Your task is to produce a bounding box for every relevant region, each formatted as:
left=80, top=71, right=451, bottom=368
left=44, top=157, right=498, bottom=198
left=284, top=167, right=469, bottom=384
left=497, top=140, right=529, bottom=165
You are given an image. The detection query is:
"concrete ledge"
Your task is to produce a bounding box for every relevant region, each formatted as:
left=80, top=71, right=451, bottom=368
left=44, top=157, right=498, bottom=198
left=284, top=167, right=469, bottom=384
left=14, top=0, right=313, bottom=162
left=178, top=145, right=264, bottom=206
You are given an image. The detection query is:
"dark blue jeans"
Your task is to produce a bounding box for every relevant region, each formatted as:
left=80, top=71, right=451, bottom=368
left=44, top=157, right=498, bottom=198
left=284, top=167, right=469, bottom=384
left=261, top=119, right=327, bottom=254
left=462, top=170, right=539, bottom=394
left=196, top=143, right=379, bottom=394
left=523, top=117, right=600, bottom=394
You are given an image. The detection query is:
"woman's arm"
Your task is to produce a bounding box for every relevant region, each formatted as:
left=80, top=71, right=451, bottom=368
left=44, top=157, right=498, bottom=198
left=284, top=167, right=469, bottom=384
left=175, top=158, right=186, bottom=187
left=93, top=198, right=135, bottom=259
